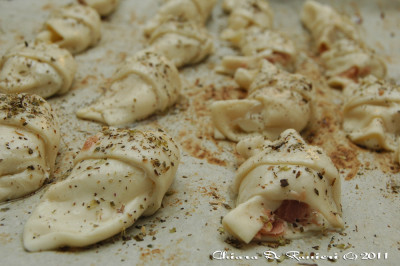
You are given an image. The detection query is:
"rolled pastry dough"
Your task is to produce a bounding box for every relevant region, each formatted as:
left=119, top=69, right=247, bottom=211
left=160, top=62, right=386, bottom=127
left=78, top=0, right=119, bottom=16
left=0, top=42, right=76, bottom=98
left=343, top=75, right=400, bottom=152
left=23, top=127, right=180, bottom=251
left=147, top=17, right=213, bottom=68
left=223, top=129, right=344, bottom=243
left=217, top=28, right=296, bottom=75
left=301, top=0, right=360, bottom=53
left=212, top=61, right=313, bottom=142
left=321, top=39, right=387, bottom=89
left=76, top=51, right=181, bottom=126
left=0, top=93, right=60, bottom=202
left=36, top=4, right=101, bottom=54
left=221, top=0, right=274, bottom=45
left=144, top=0, right=217, bottom=35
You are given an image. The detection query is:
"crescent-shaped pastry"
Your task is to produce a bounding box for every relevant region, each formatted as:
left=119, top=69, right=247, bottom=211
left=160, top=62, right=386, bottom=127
left=144, top=0, right=217, bottom=35
left=0, top=93, right=60, bottom=202
left=221, top=0, right=274, bottom=45
left=222, top=129, right=344, bottom=243
left=76, top=51, right=181, bottom=126
left=78, top=0, right=119, bottom=16
left=321, top=39, right=387, bottom=89
left=217, top=28, right=296, bottom=75
left=0, top=42, right=77, bottom=98
left=301, top=0, right=360, bottom=53
left=212, top=61, right=313, bottom=142
left=36, top=4, right=101, bottom=54
left=147, top=17, right=213, bottom=68
left=343, top=75, right=400, bottom=152
left=23, top=127, right=180, bottom=251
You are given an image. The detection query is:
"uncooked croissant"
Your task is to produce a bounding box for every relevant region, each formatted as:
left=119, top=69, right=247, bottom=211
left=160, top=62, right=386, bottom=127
left=144, top=0, right=216, bottom=35
left=0, top=93, right=60, bottom=202
left=343, top=75, right=400, bottom=152
left=0, top=42, right=76, bottom=98
left=301, top=0, right=360, bottom=53
left=36, top=4, right=101, bottom=54
left=23, top=127, right=180, bottom=251
left=147, top=17, right=213, bottom=68
left=217, top=28, right=296, bottom=75
left=221, top=0, right=274, bottom=45
left=76, top=51, right=181, bottom=126
left=223, top=129, right=343, bottom=243
left=321, top=39, right=386, bottom=89
left=212, top=61, right=313, bottom=142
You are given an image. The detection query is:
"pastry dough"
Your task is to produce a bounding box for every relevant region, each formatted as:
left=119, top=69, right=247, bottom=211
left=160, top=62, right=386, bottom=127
left=144, top=0, right=217, bottom=35
left=78, top=0, right=119, bottom=16
left=217, top=28, right=296, bottom=75
left=301, top=0, right=359, bottom=53
left=0, top=42, right=77, bottom=98
left=223, top=129, right=344, bottom=243
left=343, top=75, right=400, bottom=152
left=23, top=127, right=180, bottom=251
left=212, top=61, right=313, bottom=142
left=301, top=1, right=386, bottom=89
left=321, top=39, right=387, bottom=89
left=221, top=0, right=274, bottom=45
left=76, top=51, right=181, bottom=126
left=0, top=94, right=60, bottom=202
left=147, top=17, right=213, bottom=68
left=36, top=4, right=101, bottom=54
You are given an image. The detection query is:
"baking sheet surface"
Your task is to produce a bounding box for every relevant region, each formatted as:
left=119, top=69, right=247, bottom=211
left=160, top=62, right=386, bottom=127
left=0, top=0, right=400, bottom=265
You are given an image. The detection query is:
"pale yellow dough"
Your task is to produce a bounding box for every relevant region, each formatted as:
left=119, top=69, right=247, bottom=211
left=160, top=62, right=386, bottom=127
left=0, top=42, right=76, bottom=98
left=0, top=94, right=60, bottom=202
left=212, top=61, right=313, bottom=142
left=36, top=4, right=101, bottom=54
left=147, top=17, right=213, bottom=68
left=23, top=128, right=180, bottom=251
left=144, top=0, right=217, bottom=35
left=221, top=0, right=274, bottom=45
left=216, top=28, right=296, bottom=75
left=223, top=129, right=344, bottom=243
left=76, top=51, right=181, bottom=126
left=343, top=75, right=400, bottom=153
left=301, top=0, right=360, bottom=52
left=321, top=39, right=387, bottom=89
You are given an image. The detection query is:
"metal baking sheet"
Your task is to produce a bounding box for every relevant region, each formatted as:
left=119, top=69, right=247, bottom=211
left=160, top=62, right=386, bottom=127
left=0, top=0, right=399, bottom=265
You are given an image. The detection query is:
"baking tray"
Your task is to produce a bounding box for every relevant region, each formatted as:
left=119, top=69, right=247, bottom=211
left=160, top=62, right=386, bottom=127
left=0, top=0, right=399, bottom=265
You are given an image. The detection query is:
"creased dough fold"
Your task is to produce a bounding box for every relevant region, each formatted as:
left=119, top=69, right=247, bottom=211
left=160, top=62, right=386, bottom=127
left=223, top=129, right=343, bottom=243
left=343, top=75, right=400, bottom=152
left=144, top=0, right=216, bottom=35
left=23, top=128, right=180, bottom=251
left=0, top=42, right=76, bottom=98
left=0, top=93, right=60, bottom=202
left=36, top=4, right=101, bottom=54
left=212, top=61, right=313, bottom=142
left=76, top=51, right=181, bottom=126
left=147, top=17, right=213, bottom=68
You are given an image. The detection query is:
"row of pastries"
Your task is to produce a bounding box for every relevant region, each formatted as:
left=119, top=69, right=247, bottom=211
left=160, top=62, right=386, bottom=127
left=302, top=1, right=400, bottom=156
left=0, top=0, right=397, bottom=253
left=0, top=0, right=192, bottom=252
left=212, top=0, right=344, bottom=243
left=23, top=0, right=220, bottom=251
left=217, top=0, right=399, bottom=244
left=0, top=0, right=120, bottom=200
